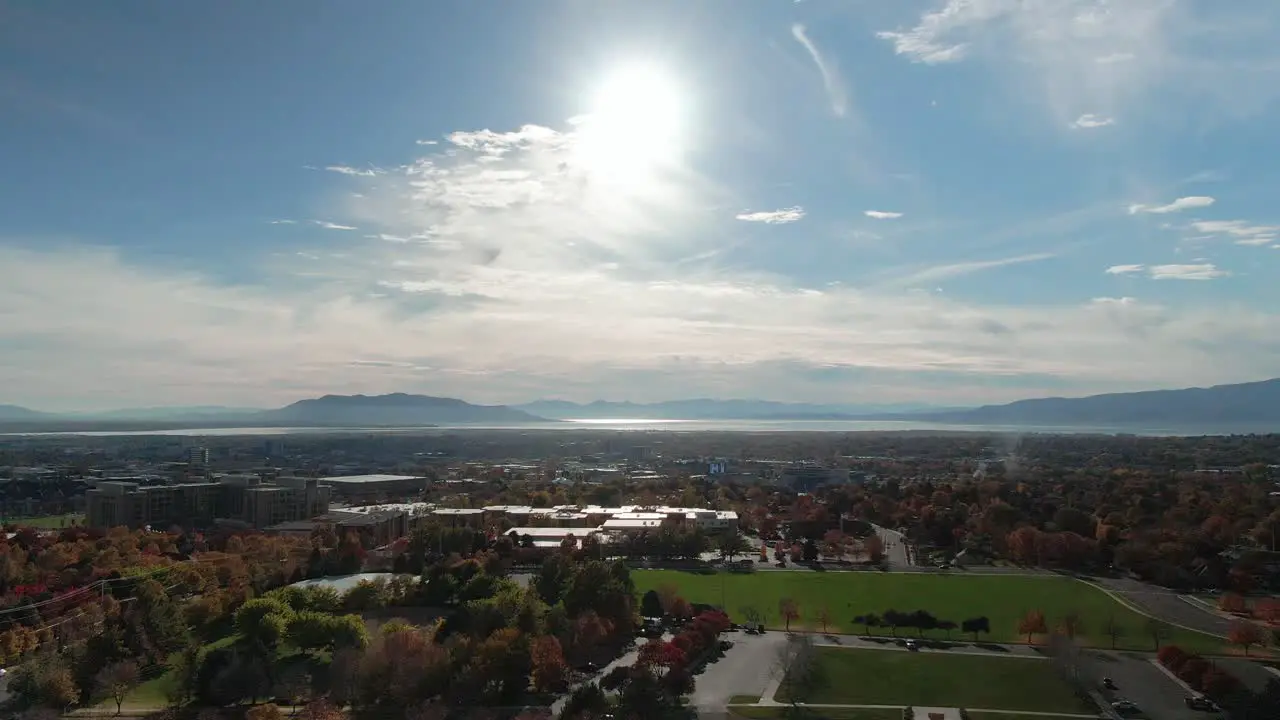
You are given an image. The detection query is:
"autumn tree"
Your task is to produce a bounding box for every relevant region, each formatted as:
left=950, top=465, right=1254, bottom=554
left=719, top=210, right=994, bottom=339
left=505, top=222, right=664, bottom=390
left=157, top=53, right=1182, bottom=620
left=246, top=704, right=286, bottom=720
left=96, top=660, right=140, bottom=715
left=1101, top=616, right=1126, bottom=650
left=1228, top=620, right=1265, bottom=656
left=1018, top=610, right=1047, bottom=643
left=779, top=598, right=800, bottom=632
left=863, top=534, right=885, bottom=564
left=1058, top=611, right=1084, bottom=641
left=529, top=636, right=569, bottom=693
left=1144, top=617, right=1171, bottom=651
left=815, top=606, right=832, bottom=634
left=1218, top=592, right=1248, bottom=614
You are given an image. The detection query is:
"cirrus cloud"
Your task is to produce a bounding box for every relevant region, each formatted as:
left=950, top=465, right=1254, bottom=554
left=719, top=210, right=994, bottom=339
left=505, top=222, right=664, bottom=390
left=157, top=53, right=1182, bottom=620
left=736, top=207, right=806, bottom=224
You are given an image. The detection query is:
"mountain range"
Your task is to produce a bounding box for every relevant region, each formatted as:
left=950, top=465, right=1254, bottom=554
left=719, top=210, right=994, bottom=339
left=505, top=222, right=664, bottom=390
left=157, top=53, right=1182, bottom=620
left=2, top=377, right=1280, bottom=431
left=512, top=399, right=944, bottom=420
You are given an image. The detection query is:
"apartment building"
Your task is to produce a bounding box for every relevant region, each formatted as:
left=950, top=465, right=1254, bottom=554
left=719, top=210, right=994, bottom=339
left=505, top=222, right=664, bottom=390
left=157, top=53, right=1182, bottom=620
left=85, top=475, right=330, bottom=530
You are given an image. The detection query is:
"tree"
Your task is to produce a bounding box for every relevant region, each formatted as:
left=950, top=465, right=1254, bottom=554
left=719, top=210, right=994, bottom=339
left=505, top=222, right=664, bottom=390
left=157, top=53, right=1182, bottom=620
left=1219, top=593, right=1248, bottom=614
left=936, top=619, right=958, bottom=640
left=1101, top=616, right=1126, bottom=650
left=1018, top=610, right=1047, bottom=643
left=1228, top=620, right=1265, bottom=656
left=670, top=596, right=694, bottom=620
left=247, top=704, right=286, bottom=720
left=815, top=606, right=832, bottom=634
left=1144, top=617, right=1171, bottom=651
left=641, top=589, right=664, bottom=618
left=739, top=605, right=764, bottom=628
left=530, top=636, right=569, bottom=693
left=882, top=609, right=904, bottom=637
left=298, top=700, right=344, bottom=720
left=96, top=660, right=140, bottom=715
left=716, top=532, right=750, bottom=562
left=863, top=534, right=885, bottom=563
left=776, top=634, right=825, bottom=707
left=1058, top=611, right=1085, bottom=641
left=535, top=555, right=571, bottom=606
left=779, top=598, right=800, bottom=632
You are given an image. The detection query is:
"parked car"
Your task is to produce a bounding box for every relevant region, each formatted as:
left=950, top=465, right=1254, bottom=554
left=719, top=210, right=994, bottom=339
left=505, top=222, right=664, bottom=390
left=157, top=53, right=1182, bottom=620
left=1101, top=677, right=1117, bottom=690
left=904, top=640, right=920, bottom=652
left=1111, top=700, right=1139, bottom=715
left=1185, top=695, right=1220, bottom=712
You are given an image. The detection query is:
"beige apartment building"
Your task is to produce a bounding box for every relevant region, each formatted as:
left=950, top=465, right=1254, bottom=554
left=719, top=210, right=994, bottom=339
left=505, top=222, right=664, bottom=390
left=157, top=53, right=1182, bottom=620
left=86, top=475, right=330, bottom=530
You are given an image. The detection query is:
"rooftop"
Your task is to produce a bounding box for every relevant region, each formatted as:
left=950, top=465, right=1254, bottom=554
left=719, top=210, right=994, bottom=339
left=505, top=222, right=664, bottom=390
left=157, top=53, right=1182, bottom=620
left=320, top=474, right=425, bottom=484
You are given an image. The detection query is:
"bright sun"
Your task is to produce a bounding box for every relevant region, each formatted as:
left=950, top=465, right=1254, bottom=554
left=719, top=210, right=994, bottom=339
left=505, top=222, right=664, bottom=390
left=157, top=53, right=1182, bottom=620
left=575, top=64, right=684, bottom=183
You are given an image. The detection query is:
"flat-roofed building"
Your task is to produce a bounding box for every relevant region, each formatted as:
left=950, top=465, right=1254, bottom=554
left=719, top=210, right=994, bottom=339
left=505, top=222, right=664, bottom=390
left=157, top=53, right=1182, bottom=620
left=430, top=507, right=486, bottom=528
left=504, top=526, right=604, bottom=549
left=319, top=474, right=429, bottom=503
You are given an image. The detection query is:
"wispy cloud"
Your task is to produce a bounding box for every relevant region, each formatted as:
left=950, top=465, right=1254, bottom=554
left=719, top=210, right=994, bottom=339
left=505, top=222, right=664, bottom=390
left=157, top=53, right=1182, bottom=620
left=1149, top=263, right=1230, bottom=281
left=1105, top=264, right=1145, bottom=275
left=791, top=24, right=849, bottom=118
left=1129, top=196, right=1216, bottom=214
left=875, top=1, right=1280, bottom=126
left=890, top=252, right=1056, bottom=286
left=736, top=207, right=806, bottom=225
left=269, top=219, right=298, bottom=225
left=1071, top=114, right=1114, bottom=129
left=864, top=210, right=903, bottom=220
left=325, top=165, right=379, bottom=177
left=1190, top=219, right=1279, bottom=244
left=312, top=220, right=358, bottom=231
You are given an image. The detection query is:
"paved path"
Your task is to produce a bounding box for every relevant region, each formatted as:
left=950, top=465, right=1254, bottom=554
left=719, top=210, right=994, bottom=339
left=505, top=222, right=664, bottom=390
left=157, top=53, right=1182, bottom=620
left=871, top=523, right=913, bottom=567
left=1083, top=577, right=1229, bottom=638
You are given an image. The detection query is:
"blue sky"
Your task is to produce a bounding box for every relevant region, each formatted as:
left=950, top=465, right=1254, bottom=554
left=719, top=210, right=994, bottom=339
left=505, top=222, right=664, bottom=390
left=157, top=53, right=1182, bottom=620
left=3, top=0, right=1280, bottom=412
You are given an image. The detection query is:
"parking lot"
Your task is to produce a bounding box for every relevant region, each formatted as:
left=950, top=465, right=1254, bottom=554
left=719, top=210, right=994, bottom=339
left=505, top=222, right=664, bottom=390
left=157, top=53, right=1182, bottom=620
left=688, top=628, right=788, bottom=712
left=1078, top=650, right=1217, bottom=720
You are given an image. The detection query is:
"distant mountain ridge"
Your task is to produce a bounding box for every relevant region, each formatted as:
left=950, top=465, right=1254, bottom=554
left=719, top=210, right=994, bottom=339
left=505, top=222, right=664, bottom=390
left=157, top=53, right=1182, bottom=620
left=515, top=398, right=943, bottom=420
left=258, top=393, right=544, bottom=426
left=4, top=378, right=1280, bottom=431
left=880, top=377, right=1280, bottom=428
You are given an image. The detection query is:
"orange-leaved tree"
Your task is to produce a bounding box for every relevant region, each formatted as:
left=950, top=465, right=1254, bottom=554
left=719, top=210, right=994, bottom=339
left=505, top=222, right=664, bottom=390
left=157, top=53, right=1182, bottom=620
left=1018, top=610, right=1047, bottom=643
left=779, top=598, right=800, bottom=632
left=1227, top=620, right=1264, bottom=656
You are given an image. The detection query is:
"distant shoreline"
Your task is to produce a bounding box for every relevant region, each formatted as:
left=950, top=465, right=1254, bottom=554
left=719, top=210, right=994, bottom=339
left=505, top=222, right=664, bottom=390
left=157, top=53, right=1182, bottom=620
left=2, top=418, right=1274, bottom=438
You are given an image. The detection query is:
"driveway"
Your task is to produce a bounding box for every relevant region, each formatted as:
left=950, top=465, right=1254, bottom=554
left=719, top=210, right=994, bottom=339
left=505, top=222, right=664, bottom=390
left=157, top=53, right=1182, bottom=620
left=1077, top=650, right=1211, bottom=720
left=871, top=523, right=913, bottom=567
left=1090, top=578, right=1230, bottom=638
left=689, top=630, right=789, bottom=712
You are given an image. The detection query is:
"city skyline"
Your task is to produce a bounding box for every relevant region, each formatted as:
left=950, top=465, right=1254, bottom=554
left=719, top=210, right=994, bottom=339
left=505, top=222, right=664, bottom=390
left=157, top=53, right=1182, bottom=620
left=3, top=1, right=1280, bottom=412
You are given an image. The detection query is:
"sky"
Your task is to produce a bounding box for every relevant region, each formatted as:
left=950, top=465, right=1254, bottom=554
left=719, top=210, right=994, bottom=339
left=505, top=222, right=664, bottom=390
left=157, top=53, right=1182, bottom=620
left=2, top=0, right=1280, bottom=412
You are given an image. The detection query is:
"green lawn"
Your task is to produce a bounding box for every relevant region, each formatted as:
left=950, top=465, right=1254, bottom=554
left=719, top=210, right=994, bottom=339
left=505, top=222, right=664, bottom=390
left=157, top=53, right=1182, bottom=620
left=5, top=512, right=83, bottom=529
left=105, top=634, right=240, bottom=709
left=634, top=570, right=1223, bottom=653
left=732, top=707, right=903, bottom=720
left=783, top=647, right=1092, bottom=713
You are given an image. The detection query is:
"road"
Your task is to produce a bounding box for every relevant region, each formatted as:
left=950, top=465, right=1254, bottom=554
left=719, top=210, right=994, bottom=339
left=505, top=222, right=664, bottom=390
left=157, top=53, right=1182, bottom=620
left=1088, top=577, right=1230, bottom=638
left=871, top=523, right=913, bottom=567
left=1077, top=649, right=1209, bottom=720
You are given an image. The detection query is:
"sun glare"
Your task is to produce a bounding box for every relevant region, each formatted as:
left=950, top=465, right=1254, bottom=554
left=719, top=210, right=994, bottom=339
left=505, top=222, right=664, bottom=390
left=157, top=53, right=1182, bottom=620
left=575, top=63, right=684, bottom=184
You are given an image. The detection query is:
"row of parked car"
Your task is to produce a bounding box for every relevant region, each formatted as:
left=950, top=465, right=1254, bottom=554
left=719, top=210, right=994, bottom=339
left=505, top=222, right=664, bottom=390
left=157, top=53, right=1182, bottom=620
left=1101, top=677, right=1221, bottom=716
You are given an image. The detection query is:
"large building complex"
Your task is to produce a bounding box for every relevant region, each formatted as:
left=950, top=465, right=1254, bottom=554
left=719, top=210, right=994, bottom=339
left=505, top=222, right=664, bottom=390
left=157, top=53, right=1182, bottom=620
left=86, top=475, right=331, bottom=530
left=479, top=504, right=738, bottom=537
left=318, top=474, right=429, bottom=503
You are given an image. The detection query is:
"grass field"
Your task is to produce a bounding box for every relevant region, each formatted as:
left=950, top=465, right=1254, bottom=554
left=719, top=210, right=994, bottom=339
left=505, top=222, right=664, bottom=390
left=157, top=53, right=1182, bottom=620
left=102, top=633, right=240, bottom=709
left=4, top=512, right=83, bottom=529
left=782, top=647, right=1092, bottom=713
left=634, top=570, right=1224, bottom=653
